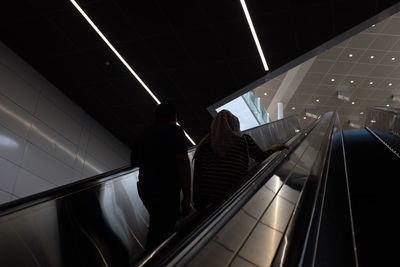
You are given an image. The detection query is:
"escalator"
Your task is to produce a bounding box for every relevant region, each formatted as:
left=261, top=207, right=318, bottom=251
left=0, top=115, right=301, bottom=266
left=0, top=113, right=398, bottom=267
left=340, top=128, right=399, bottom=267
left=288, top=121, right=399, bottom=267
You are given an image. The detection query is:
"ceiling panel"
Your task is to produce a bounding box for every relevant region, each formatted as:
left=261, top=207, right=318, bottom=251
left=357, top=50, right=386, bottom=64
left=347, top=33, right=376, bottom=49
left=347, top=63, right=375, bottom=76
left=330, top=61, right=354, bottom=75
left=297, top=84, right=317, bottom=94
left=337, top=47, right=363, bottom=61
left=369, top=35, right=399, bottom=51
left=370, top=65, right=396, bottom=77
left=369, top=90, right=393, bottom=99
left=308, top=60, right=334, bottom=73
left=302, top=72, right=325, bottom=84
left=382, top=18, right=400, bottom=35
left=317, top=47, right=344, bottom=61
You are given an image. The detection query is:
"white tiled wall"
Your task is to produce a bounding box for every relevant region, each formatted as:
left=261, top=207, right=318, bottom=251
left=0, top=42, right=130, bottom=204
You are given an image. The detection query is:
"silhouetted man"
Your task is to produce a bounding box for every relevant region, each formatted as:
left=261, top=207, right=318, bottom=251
left=131, top=102, right=191, bottom=252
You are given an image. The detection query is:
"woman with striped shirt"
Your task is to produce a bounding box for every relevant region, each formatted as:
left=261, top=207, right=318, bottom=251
left=193, top=110, right=287, bottom=211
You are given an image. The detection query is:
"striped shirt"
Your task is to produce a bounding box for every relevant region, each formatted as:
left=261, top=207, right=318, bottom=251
left=193, top=134, right=273, bottom=210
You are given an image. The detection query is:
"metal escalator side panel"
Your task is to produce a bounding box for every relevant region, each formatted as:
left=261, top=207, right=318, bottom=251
left=158, top=112, right=336, bottom=267
left=0, top=169, right=148, bottom=267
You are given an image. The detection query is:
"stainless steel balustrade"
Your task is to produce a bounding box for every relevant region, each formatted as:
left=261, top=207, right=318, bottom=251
left=0, top=115, right=301, bottom=267
left=365, top=107, right=400, bottom=136
left=142, top=112, right=335, bottom=267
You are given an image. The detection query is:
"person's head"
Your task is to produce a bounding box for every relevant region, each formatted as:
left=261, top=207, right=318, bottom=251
left=211, top=109, right=240, bottom=133
left=205, top=109, right=241, bottom=157
left=155, top=102, right=177, bottom=123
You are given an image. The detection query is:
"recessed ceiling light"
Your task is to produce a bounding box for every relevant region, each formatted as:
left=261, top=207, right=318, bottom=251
left=264, top=92, right=267, bottom=96
left=303, top=116, right=307, bottom=120
left=370, top=55, right=375, bottom=59
left=392, top=57, right=396, bottom=61
left=369, top=81, right=374, bottom=85
left=388, top=83, right=393, bottom=86
left=386, top=104, right=390, bottom=107
left=350, top=80, right=354, bottom=84
left=69, top=0, right=197, bottom=145
left=240, top=0, right=269, bottom=71
left=351, top=101, right=355, bottom=105
left=291, top=107, right=296, bottom=110
left=331, top=78, right=335, bottom=82
left=360, top=112, right=364, bottom=115
left=349, top=54, right=353, bottom=57
left=316, top=99, right=320, bottom=102
left=372, top=24, right=376, bottom=27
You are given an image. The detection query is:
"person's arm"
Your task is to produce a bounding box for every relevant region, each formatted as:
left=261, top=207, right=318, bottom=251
left=245, top=135, right=288, bottom=162
left=176, top=153, right=192, bottom=215
left=245, top=135, right=271, bottom=162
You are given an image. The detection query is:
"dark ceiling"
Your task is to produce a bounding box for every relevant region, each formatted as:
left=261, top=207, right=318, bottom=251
left=1, top=0, right=398, bottom=146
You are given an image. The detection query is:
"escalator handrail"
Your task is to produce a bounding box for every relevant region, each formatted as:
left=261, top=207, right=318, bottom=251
left=340, top=119, right=360, bottom=267
left=137, top=116, right=323, bottom=266
left=271, top=112, right=337, bottom=267
left=366, top=127, right=400, bottom=159
left=0, top=165, right=133, bottom=216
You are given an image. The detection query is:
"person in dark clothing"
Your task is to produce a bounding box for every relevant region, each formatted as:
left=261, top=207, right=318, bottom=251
left=131, top=102, right=191, bottom=252
left=193, top=110, right=287, bottom=210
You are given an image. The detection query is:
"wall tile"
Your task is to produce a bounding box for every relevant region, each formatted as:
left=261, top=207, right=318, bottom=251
left=13, top=169, right=54, bottom=197
left=0, top=41, right=130, bottom=204
left=82, top=154, right=109, bottom=178
left=28, top=118, right=78, bottom=168
left=87, top=135, right=114, bottom=167
left=35, top=96, right=82, bottom=144
left=0, top=124, right=27, bottom=165
left=0, top=93, right=33, bottom=138
left=73, top=149, right=86, bottom=173
left=71, top=170, right=83, bottom=182
left=40, top=86, right=93, bottom=127
left=230, top=257, right=257, bottom=267
left=0, top=63, right=39, bottom=114
left=0, top=156, right=19, bottom=193
left=0, top=43, right=47, bottom=91
left=78, top=127, right=90, bottom=150
left=22, top=143, right=74, bottom=186
left=0, top=190, right=12, bottom=204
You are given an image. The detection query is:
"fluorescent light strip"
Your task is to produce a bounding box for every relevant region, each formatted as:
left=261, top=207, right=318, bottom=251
left=70, top=0, right=160, bottom=104
left=177, top=122, right=196, bottom=145
left=70, top=0, right=196, bottom=145
left=240, top=0, right=269, bottom=71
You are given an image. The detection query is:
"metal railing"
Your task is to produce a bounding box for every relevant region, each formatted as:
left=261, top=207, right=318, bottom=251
left=365, top=107, right=400, bottom=136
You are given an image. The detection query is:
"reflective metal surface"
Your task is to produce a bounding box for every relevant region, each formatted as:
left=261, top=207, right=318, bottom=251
left=0, top=169, right=148, bottom=266
left=168, top=112, right=336, bottom=267
left=365, top=107, right=400, bottom=136
left=243, top=115, right=301, bottom=150
left=0, top=115, right=300, bottom=267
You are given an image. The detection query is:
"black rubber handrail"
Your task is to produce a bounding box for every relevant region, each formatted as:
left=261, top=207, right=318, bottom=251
left=0, top=165, right=133, bottom=216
